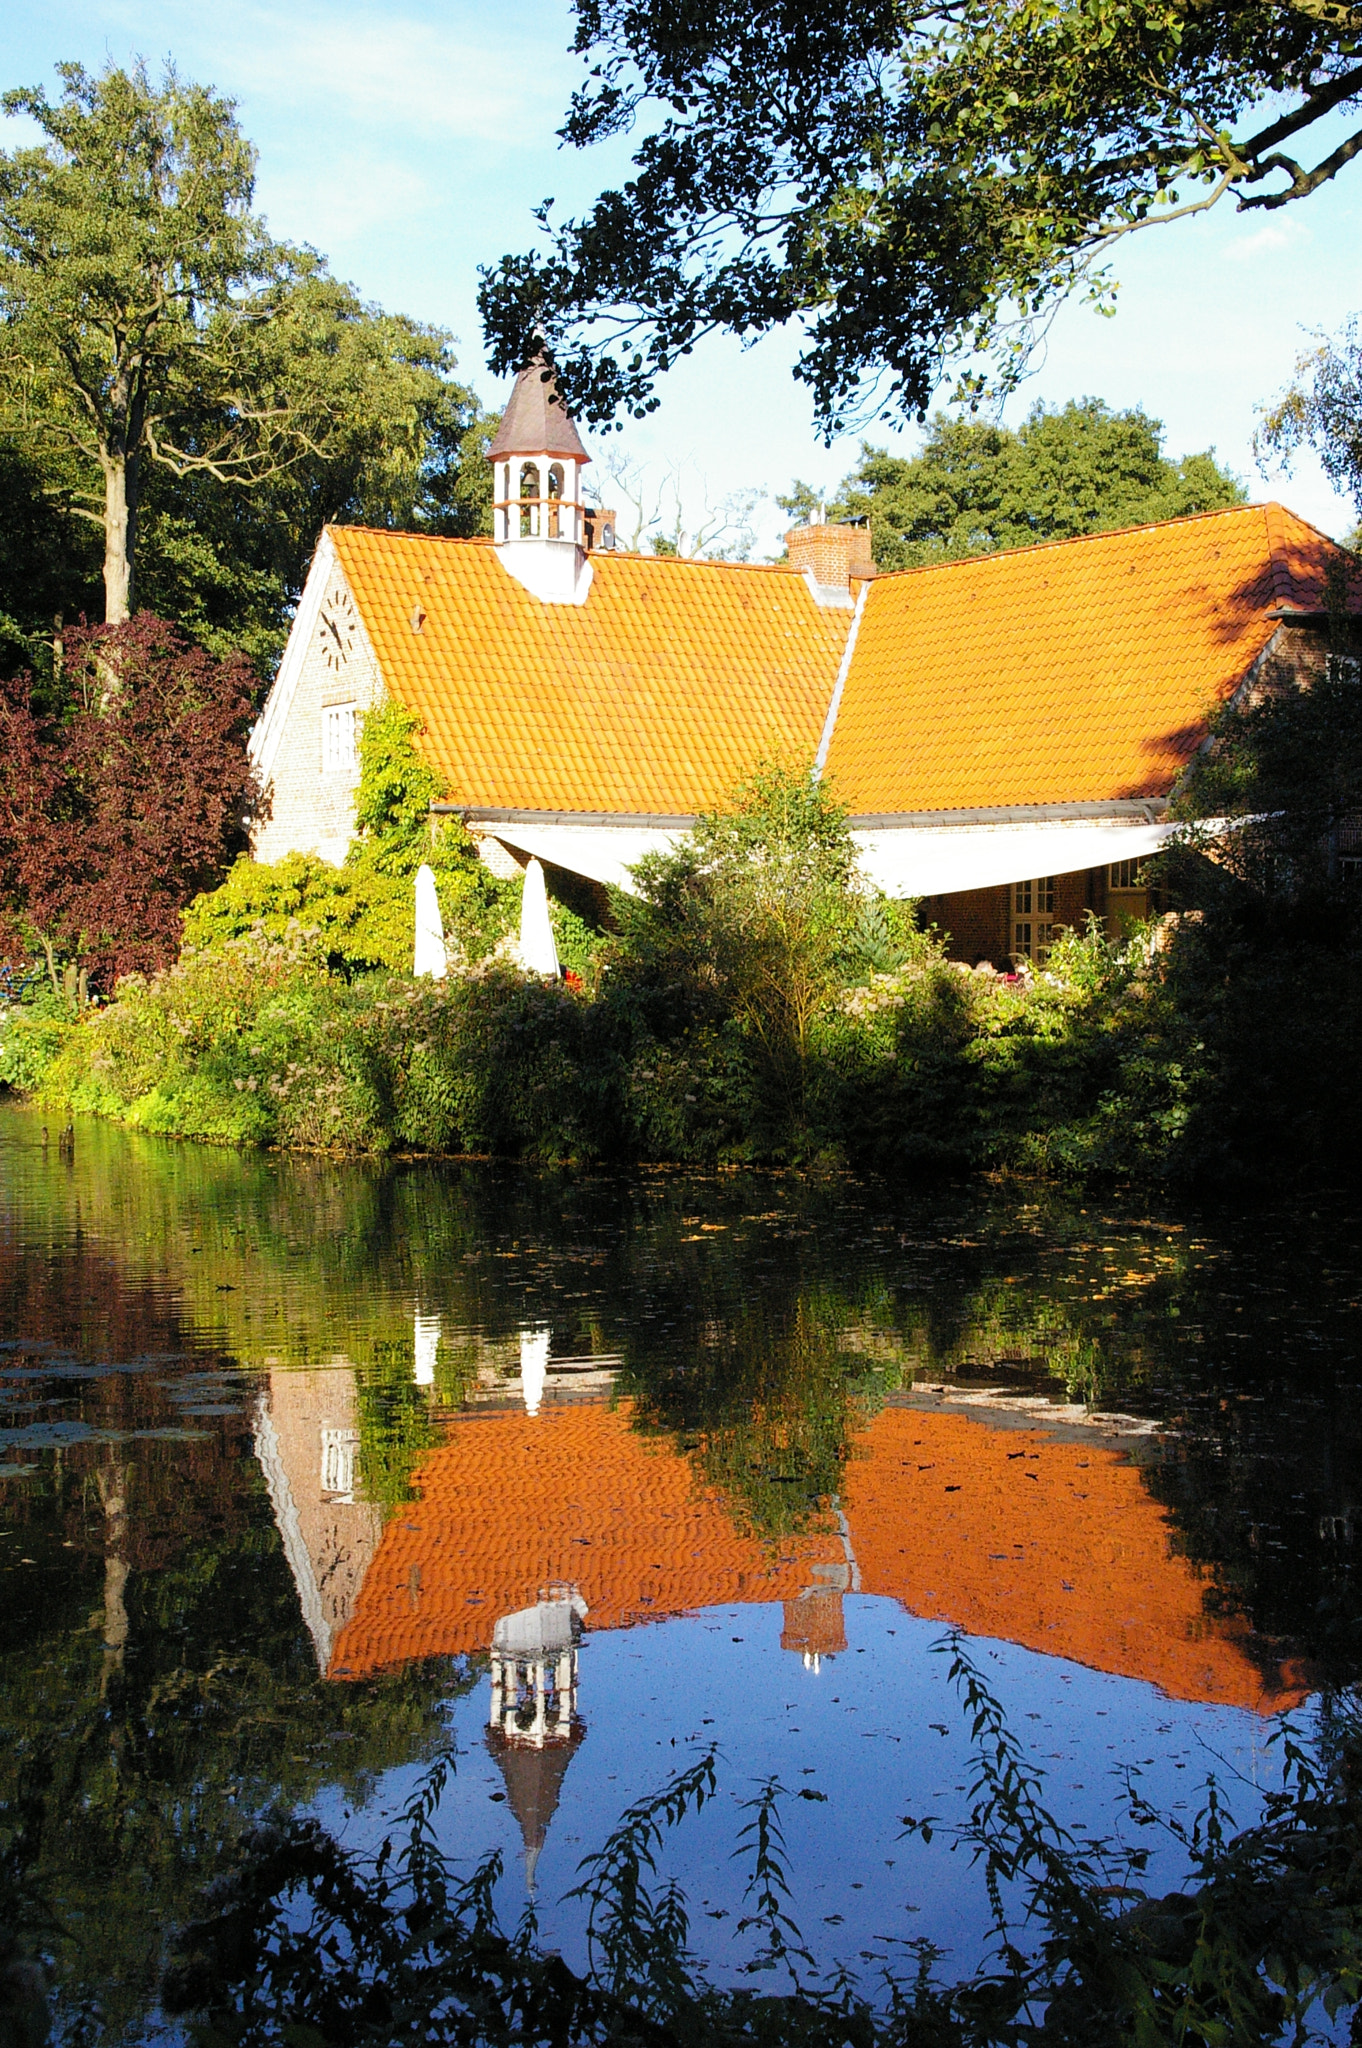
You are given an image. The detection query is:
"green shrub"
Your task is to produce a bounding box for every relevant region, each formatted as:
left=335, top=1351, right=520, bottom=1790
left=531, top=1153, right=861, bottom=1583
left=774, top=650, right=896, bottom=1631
left=21, top=742, right=1362, bottom=1186
left=183, top=701, right=608, bottom=980
left=182, top=829, right=517, bottom=978
left=0, top=1008, right=76, bottom=1093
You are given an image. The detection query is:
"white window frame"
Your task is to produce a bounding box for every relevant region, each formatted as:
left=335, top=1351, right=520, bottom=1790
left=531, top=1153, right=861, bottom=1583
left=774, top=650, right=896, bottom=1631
left=1013, top=877, right=1055, bottom=965
left=322, top=703, right=357, bottom=775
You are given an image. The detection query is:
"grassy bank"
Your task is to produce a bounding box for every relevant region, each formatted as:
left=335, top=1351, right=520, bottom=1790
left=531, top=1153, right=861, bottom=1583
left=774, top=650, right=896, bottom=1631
left=0, top=909, right=1219, bottom=1176
left=6, top=735, right=1362, bottom=1183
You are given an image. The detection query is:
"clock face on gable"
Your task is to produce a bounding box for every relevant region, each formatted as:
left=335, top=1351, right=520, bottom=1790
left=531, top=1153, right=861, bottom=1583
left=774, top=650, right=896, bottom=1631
left=318, top=587, right=357, bottom=672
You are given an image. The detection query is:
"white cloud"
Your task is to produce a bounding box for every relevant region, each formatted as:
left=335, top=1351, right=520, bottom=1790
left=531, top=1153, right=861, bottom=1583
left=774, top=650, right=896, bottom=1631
left=215, top=0, right=571, bottom=149
left=1221, top=218, right=1311, bottom=263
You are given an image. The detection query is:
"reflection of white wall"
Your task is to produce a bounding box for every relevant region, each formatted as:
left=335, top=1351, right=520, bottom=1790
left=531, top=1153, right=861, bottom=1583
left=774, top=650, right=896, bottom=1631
left=252, top=1371, right=383, bottom=1674
left=519, top=1327, right=551, bottom=1416
left=414, top=1312, right=441, bottom=1387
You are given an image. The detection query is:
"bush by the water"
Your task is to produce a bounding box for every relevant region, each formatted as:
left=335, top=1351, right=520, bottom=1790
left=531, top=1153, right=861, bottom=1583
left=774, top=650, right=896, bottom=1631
left=0, top=757, right=1176, bottom=1173
left=8, top=656, right=1362, bottom=1183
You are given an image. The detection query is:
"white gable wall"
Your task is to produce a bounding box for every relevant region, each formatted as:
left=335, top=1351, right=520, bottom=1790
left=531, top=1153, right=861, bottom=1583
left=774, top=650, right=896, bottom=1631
left=250, top=534, right=385, bottom=867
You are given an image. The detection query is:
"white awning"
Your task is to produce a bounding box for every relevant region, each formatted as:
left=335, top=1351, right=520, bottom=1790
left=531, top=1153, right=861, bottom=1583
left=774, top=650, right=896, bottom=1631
left=479, top=820, right=684, bottom=892
left=851, top=818, right=1185, bottom=897
left=482, top=815, right=1203, bottom=899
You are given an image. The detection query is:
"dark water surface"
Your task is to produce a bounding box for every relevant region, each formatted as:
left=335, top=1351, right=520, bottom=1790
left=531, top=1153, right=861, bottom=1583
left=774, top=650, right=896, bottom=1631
left=3, top=1101, right=1362, bottom=2041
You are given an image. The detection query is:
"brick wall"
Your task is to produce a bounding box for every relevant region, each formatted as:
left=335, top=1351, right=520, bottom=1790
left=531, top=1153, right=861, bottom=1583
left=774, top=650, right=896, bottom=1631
left=253, top=561, right=384, bottom=867
left=921, top=867, right=1105, bottom=966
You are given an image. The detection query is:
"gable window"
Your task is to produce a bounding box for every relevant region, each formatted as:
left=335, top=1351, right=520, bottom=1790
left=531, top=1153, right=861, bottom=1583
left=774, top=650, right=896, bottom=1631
left=1014, top=877, right=1054, bottom=965
left=322, top=703, right=357, bottom=774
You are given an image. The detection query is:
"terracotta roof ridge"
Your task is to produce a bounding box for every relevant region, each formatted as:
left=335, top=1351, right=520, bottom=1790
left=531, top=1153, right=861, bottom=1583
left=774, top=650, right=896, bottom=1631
left=595, top=550, right=800, bottom=575
left=864, top=500, right=1301, bottom=587
left=1260, top=497, right=1357, bottom=558
left=328, top=524, right=495, bottom=548
left=328, top=524, right=812, bottom=577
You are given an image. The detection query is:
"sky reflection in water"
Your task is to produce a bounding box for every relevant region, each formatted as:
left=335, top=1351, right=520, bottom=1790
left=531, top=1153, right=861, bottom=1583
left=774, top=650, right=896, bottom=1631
left=1, top=1101, right=1359, bottom=2032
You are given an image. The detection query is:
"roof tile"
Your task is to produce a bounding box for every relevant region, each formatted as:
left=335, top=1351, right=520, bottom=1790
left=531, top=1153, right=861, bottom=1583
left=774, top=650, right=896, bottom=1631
left=328, top=506, right=1360, bottom=820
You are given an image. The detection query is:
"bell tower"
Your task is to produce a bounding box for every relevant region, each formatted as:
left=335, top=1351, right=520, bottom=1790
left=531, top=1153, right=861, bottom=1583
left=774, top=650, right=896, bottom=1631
left=489, top=357, right=594, bottom=606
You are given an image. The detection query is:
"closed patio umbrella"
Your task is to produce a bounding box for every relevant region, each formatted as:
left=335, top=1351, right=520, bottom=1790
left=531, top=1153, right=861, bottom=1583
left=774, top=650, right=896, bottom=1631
left=517, top=858, right=560, bottom=978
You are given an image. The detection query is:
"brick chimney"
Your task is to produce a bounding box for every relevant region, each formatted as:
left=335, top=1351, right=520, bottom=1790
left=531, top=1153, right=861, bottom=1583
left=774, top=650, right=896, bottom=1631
left=785, top=521, right=874, bottom=608
left=583, top=505, right=618, bottom=552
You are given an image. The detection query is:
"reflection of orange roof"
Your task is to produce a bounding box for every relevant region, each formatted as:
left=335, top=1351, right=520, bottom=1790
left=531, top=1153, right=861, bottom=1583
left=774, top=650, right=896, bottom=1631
left=328, top=527, right=849, bottom=816
left=844, top=1408, right=1308, bottom=1715
left=329, top=1402, right=841, bottom=1677
left=333, top=1401, right=1308, bottom=1716
left=825, top=504, right=1358, bottom=812
left=329, top=504, right=1359, bottom=820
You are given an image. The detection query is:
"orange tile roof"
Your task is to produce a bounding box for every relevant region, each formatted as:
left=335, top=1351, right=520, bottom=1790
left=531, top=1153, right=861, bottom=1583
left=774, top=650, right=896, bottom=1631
left=332, top=1400, right=1307, bottom=1716
left=328, top=528, right=850, bottom=816
left=329, top=504, right=1357, bottom=820
left=826, top=503, right=1358, bottom=813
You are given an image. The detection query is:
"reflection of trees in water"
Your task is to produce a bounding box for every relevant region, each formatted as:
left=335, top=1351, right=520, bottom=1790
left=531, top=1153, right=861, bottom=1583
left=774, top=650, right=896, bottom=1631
left=619, top=1289, right=891, bottom=1539
left=630, top=1316, right=872, bottom=1540
left=10, top=1108, right=1362, bottom=1681
left=0, top=1237, right=473, bottom=2045
left=1141, top=1383, right=1362, bottom=1683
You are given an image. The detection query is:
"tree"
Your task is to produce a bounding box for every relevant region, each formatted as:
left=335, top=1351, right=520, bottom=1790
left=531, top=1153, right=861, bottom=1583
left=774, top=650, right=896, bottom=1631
left=127, top=287, right=498, bottom=672
left=479, top=2, right=1362, bottom=437
left=1172, top=566, right=1362, bottom=903
left=597, top=445, right=764, bottom=556
left=0, top=614, right=258, bottom=985
left=1258, top=317, right=1362, bottom=526
left=826, top=398, right=1244, bottom=571
left=0, top=436, right=100, bottom=687
left=618, top=764, right=882, bottom=1120
left=0, top=63, right=496, bottom=632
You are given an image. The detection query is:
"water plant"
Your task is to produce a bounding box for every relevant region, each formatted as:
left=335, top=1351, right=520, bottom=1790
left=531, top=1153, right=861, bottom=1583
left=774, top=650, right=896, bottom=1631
left=154, top=1634, right=1362, bottom=2048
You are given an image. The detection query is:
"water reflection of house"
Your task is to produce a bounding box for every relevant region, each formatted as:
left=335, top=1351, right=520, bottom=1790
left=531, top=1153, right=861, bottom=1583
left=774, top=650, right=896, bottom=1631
left=252, top=1367, right=384, bottom=1671
left=326, top=1399, right=1309, bottom=1717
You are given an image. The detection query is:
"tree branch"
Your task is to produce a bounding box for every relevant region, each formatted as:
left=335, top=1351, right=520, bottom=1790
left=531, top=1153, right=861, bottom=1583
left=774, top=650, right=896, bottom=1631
left=1238, top=63, right=1362, bottom=160
left=1241, top=124, right=1362, bottom=205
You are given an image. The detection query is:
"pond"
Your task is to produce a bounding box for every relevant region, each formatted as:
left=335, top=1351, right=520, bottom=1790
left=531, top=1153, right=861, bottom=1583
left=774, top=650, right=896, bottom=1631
left=2, top=1100, right=1360, bottom=2042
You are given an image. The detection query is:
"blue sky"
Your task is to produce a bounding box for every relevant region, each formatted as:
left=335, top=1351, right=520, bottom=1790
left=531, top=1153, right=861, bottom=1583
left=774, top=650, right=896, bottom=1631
left=3, top=0, right=1360, bottom=552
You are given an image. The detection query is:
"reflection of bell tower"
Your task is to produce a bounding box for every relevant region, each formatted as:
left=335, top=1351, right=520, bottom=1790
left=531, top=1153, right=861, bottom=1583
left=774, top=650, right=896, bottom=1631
left=487, top=1584, right=588, bottom=1891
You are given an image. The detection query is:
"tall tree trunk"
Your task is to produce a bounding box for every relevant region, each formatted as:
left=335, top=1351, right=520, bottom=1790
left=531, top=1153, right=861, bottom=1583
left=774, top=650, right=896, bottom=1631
left=102, top=454, right=134, bottom=623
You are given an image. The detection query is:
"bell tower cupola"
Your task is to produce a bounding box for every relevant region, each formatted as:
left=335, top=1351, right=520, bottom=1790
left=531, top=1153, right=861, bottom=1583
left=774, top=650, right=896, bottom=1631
left=489, top=357, right=594, bottom=606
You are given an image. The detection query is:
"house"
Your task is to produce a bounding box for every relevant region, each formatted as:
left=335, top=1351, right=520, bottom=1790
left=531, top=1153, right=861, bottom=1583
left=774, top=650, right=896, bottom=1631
left=250, top=362, right=1362, bottom=965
